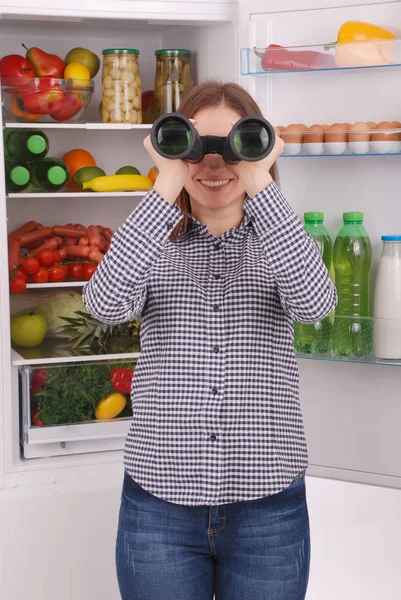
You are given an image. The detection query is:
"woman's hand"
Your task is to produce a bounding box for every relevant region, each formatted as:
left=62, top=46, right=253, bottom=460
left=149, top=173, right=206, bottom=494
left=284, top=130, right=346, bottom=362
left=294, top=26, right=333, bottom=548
left=236, top=132, right=284, bottom=198
left=143, top=135, right=189, bottom=205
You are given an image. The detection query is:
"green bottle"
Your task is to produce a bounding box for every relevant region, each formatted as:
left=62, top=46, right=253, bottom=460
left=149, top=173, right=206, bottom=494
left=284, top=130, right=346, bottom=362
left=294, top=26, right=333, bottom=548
left=5, top=129, right=49, bottom=161
left=5, top=159, right=31, bottom=193
left=332, top=212, right=372, bottom=357
left=294, top=212, right=334, bottom=354
left=29, top=157, right=69, bottom=192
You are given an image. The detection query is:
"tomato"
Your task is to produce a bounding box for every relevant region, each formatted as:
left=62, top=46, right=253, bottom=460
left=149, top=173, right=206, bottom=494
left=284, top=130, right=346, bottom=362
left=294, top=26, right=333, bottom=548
left=37, top=248, right=55, bottom=267
left=52, top=250, right=61, bottom=263
left=49, top=264, right=68, bottom=282
left=10, top=277, right=27, bottom=294
left=31, top=266, right=49, bottom=284
left=83, top=263, right=97, bottom=280
left=14, top=268, right=27, bottom=281
left=68, top=262, right=84, bottom=281
left=21, top=256, right=40, bottom=275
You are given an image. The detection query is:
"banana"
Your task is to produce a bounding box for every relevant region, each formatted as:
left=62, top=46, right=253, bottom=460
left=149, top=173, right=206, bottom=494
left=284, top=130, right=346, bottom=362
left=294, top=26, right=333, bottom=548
left=82, top=174, right=153, bottom=192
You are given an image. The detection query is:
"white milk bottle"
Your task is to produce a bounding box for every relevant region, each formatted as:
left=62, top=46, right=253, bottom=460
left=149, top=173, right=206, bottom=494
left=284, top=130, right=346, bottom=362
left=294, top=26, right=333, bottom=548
left=374, top=236, right=401, bottom=360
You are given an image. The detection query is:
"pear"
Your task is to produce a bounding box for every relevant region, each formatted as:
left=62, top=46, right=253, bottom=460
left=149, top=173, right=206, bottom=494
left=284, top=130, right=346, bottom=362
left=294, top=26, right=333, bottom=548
left=65, top=48, right=100, bottom=79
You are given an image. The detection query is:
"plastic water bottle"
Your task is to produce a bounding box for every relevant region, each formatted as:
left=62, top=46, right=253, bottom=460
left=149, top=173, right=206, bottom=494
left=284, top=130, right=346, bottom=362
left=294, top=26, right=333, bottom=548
left=294, top=212, right=334, bottom=353
left=332, top=212, right=372, bottom=356
left=5, top=159, right=31, bottom=193
left=5, top=129, right=49, bottom=161
left=374, top=236, right=401, bottom=360
left=29, top=157, right=69, bottom=192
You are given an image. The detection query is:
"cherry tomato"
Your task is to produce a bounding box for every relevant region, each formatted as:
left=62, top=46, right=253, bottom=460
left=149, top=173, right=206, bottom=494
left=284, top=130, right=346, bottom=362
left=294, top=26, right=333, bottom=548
left=83, top=263, right=97, bottom=280
left=21, top=256, right=40, bottom=275
left=31, top=266, right=50, bottom=284
left=10, top=277, right=27, bottom=294
left=37, top=248, right=55, bottom=267
left=52, top=250, right=61, bottom=263
left=14, top=268, right=27, bottom=281
left=49, top=264, right=68, bottom=282
left=68, top=262, right=84, bottom=281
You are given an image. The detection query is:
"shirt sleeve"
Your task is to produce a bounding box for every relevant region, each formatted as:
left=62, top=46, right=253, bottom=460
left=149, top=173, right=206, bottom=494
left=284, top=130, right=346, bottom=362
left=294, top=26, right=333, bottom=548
left=82, top=189, right=183, bottom=324
left=243, top=181, right=338, bottom=323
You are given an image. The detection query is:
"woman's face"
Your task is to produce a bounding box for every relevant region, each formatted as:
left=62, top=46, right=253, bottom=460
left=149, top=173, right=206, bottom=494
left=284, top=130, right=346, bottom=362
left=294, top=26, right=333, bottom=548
left=184, top=105, right=246, bottom=217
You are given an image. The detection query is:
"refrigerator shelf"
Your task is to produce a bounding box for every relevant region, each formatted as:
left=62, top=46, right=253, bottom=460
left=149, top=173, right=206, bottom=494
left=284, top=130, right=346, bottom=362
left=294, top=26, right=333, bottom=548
left=3, top=121, right=152, bottom=130
left=25, top=281, right=85, bottom=289
left=7, top=191, right=147, bottom=198
left=281, top=151, right=401, bottom=157
left=241, top=39, right=401, bottom=75
left=12, top=346, right=140, bottom=366
left=297, top=352, right=401, bottom=368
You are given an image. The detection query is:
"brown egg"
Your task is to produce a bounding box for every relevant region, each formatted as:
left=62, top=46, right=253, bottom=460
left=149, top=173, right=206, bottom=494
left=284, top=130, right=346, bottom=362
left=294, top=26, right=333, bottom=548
left=281, top=124, right=303, bottom=144
left=349, top=122, right=370, bottom=143
left=372, top=121, right=393, bottom=142
left=275, top=125, right=285, bottom=132
left=390, top=121, right=401, bottom=141
left=305, top=124, right=324, bottom=143
left=343, top=122, right=352, bottom=131
left=321, top=124, right=330, bottom=130
left=325, top=123, right=347, bottom=143
left=367, top=121, right=377, bottom=130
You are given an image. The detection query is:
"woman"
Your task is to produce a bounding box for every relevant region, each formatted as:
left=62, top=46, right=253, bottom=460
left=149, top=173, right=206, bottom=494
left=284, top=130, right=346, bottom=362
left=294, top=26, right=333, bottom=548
left=82, top=80, right=337, bottom=600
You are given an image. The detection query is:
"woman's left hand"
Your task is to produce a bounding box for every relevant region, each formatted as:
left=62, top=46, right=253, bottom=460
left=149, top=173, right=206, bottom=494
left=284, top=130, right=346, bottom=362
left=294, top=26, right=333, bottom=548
left=236, top=131, right=284, bottom=198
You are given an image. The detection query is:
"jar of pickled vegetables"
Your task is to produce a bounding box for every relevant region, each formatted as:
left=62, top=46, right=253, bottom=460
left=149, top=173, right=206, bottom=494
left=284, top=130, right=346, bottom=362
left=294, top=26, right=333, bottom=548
left=101, top=49, right=142, bottom=124
left=153, top=49, right=193, bottom=118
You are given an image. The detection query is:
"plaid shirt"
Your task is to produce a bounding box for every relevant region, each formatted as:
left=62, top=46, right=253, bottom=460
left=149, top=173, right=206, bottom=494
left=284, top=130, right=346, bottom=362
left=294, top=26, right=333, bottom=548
left=83, top=182, right=337, bottom=506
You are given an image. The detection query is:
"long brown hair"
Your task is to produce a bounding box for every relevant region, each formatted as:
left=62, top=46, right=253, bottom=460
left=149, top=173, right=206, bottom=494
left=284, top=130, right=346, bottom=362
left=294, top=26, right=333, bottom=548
left=171, top=80, right=278, bottom=239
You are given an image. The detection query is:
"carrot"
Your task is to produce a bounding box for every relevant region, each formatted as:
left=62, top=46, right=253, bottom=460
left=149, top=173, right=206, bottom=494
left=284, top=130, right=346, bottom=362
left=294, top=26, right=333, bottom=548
left=102, top=228, right=113, bottom=242
left=58, top=245, right=67, bottom=260
left=17, top=227, right=53, bottom=246
left=66, top=246, right=91, bottom=258
left=31, top=237, right=62, bottom=255
left=8, top=221, right=38, bottom=242
left=78, top=237, right=89, bottom=246
left=88, top=247, right=105, bottom=263
left=52, top=226, right=88, bottom=238
left=88, top=225, right=101, bottom=247
left=8, top=239, right=21, bottom=273
left=65, top=237, right=78, bottom=246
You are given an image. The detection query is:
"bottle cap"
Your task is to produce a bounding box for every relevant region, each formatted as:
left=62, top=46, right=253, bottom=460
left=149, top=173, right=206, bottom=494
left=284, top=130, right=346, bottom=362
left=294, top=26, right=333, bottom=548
left=48, top=165, right=67, bottom=186
left=381, top=235, right=401, bottom=241
left=304, top=211, right=324, bottom=222
left=10, top=166, right=30, bottom=186
left=344, top=211, right=363, bottom=223
left=26, top=135, right=46, bottom=155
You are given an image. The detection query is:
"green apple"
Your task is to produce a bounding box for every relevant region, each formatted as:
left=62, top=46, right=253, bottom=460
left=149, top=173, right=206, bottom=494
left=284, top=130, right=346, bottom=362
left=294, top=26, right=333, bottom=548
left=11, top=314, right=47, bottom=348
left=65, top=47, right=100, bottom=79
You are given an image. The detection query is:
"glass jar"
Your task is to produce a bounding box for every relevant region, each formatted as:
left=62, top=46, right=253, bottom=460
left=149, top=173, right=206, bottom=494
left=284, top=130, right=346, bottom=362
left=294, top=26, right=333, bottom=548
left=153, top=49, right=193, bottom=118
left=101, top=48, right=142, bottom=124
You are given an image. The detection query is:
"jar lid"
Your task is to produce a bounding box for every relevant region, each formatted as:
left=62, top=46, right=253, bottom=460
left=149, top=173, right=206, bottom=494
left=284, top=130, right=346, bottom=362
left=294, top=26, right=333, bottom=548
left=155, top=49, right=192, bottom=56
left=381, top=235, right=401, bottom=241
left=343, top=211, right=363, bottom=223
left=102, top=48, right=139, bottom=55
left=304, top=211, right=324, bottom=222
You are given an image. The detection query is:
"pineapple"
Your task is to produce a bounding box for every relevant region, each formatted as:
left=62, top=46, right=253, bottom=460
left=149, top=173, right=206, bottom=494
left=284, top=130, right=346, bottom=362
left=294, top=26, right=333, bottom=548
left=60, top=311, right=141, bottom=354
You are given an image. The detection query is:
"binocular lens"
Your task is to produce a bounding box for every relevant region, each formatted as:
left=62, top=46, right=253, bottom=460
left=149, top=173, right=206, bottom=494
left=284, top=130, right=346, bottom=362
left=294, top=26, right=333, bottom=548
left=232, top=121, right=271, bottom=159
left=155, top=120, right=192, bottom=157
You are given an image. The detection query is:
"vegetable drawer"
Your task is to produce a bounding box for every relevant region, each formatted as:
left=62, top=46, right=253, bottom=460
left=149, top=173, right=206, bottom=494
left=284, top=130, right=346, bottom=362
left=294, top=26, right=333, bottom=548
left=20, top=359, right=136, bottom=459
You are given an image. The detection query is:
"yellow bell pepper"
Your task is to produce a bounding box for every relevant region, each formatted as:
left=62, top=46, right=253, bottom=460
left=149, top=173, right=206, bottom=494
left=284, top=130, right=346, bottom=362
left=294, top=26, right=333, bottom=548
left=332, top=21, right=395, bottom=67
left=95, top=392, right=126, bottom=420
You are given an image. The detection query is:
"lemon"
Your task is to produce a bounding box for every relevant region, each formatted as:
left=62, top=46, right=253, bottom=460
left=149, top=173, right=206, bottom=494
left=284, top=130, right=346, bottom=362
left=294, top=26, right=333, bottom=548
left=64, top=62, right=91, bottom=86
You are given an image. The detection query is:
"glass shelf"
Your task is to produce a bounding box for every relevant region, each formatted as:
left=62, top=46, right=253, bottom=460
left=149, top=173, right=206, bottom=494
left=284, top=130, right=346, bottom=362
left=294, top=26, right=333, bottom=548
left=241, top=39, right=401, bottom=75
left=297, top=351, right=401, bottom=368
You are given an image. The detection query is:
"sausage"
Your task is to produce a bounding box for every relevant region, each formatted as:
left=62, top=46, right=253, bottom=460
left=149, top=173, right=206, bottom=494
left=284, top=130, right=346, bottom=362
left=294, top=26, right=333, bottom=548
left=73, top=223, right=87, bottom=232
left=58, top=245, right=67, bottom=260
left=101, top=228, right=113, bottom=242
left=8, top=239, right=21, bottom=273
left=31, top=237, right=62, bottom=255
left=8, top=221, right=38, bottom=242
left=52, top=226, right=88, bottom=238
left=17, top=227, right=53, bottom=246
left=77, top=237, right=89, bottom=246
left=88, top=225, right=101, bottom=247
left=66, top=245, right=91, bottom=258
left=88, top=247, right=105, bottom=263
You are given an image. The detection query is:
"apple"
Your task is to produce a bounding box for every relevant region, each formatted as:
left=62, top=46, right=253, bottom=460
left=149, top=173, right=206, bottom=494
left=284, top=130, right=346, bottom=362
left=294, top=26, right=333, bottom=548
left=11, top=314, right=47, bottom=348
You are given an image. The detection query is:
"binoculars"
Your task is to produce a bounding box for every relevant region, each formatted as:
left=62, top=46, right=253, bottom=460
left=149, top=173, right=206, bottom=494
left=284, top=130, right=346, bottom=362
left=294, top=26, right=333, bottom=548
left=150, top=113, right=276, bottom=163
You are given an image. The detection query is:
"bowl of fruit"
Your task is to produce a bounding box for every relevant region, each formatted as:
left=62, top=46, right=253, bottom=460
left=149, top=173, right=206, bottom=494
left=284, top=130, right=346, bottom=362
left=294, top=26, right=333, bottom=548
left=1, top=46, right=99, bottom=123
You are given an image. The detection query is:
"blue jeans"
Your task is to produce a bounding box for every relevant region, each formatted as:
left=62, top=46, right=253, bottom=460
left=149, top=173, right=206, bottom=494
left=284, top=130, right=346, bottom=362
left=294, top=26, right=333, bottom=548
left=116, top=470, right=310, bottom=600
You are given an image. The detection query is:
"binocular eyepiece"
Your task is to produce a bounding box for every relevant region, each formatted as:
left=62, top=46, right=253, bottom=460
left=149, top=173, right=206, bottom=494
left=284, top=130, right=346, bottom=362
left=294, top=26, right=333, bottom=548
left=150, top=113, right=276, bottom=164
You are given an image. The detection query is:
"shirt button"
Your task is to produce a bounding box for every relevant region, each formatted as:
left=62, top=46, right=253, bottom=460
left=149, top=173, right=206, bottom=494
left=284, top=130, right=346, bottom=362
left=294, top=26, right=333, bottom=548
left=212, top=304, right=219, bottom=312
left=210, top=434, right=217, bottom=442
left=166, top=221, right=174, bottom=230
left=249, top=215, right=256, bottom=223
left=212, top=387, right=218, bottom=395
left=213, top=273, right=221, bottom=280
left=214, top=242, right=221, bottom=250
left=213, top=346, right=220, bottom=354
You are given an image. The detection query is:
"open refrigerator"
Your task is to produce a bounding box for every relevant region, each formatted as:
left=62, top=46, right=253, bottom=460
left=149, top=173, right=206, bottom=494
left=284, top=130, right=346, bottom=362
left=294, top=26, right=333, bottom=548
left=1, top=1, right=401, bottom=599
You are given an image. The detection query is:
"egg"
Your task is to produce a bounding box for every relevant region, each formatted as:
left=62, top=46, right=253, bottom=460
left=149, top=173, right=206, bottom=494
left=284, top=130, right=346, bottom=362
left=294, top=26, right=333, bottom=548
left=372, top=121, right=393, bottom=142
left=281, top=124, right=303, bottom=144
left=321, top=124, right=330, bottom=130
left=367, top=121, right=377, bottom=130
left=349, top=122, right=370, bottom=143
left=343, top=122, right=352, bottom=132
left=391, top=121, right=401, bottom=141
left=305, top=124, right=324, bottom=143
left=325, top=123, right=347, bottom=143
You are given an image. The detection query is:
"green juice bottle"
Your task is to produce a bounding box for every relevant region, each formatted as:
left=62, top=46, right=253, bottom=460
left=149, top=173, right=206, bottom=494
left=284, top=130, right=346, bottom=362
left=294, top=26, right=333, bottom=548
left=28, top=157, right=69, bottom=192
left=332, top=212, right=372, bottom=356
left=5, top=129, right=49, bottom=161
left=294, top=212, right=334, bottom=354
left=5, top=159, right=31, bottom=193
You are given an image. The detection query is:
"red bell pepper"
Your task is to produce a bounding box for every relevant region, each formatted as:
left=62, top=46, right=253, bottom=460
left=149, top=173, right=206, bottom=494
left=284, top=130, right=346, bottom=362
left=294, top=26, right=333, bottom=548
left=22, top=77, right=64, bottom=114
left=31, top=405, right=44, bottom=427
left=110, top=368, right=134, bottom=394
left=31, top=367, right=49, bottom=395
left=255, top=44, right=336, bottom=71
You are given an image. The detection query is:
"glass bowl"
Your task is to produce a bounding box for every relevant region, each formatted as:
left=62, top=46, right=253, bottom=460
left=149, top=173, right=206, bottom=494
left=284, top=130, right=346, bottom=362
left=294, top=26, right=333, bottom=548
left=1, top=77, right=94, bottom=123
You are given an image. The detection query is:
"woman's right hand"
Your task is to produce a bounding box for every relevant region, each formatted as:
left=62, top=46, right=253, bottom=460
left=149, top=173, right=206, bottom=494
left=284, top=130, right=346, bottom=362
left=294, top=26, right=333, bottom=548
left=143, top=135, right=189, bottom=205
